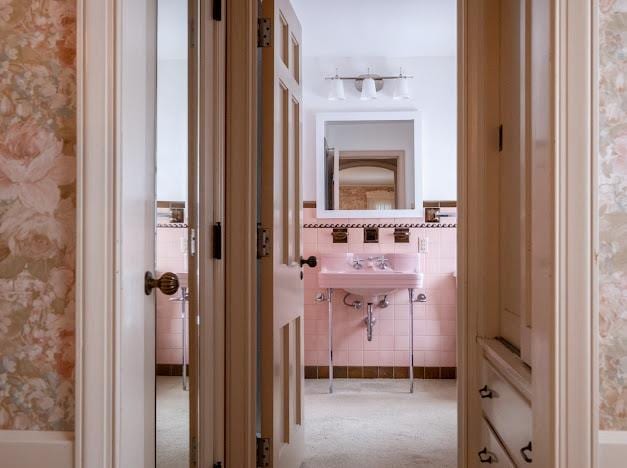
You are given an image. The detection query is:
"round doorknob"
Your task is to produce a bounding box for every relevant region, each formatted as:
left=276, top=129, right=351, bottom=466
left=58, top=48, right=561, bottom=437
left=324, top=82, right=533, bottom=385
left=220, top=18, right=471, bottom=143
left=300, top=256, right=317, bottom=268
left=145, top=271, right=180, bottom=296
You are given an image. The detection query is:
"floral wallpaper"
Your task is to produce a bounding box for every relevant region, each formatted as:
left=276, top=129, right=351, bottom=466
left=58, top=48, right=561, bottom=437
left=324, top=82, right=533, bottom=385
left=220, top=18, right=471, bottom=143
left=0, top=0, right=76, bottom=431
left=598, top=0, right=627, bottom=431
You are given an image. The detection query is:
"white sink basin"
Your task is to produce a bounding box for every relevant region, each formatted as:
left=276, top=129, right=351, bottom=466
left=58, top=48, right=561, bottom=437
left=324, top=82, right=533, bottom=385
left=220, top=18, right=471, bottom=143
left=318, top=253, right=423, bottom=300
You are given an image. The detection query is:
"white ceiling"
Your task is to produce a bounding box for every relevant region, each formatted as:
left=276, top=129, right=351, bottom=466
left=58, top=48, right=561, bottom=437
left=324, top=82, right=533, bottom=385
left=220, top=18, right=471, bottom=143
left=291, top=0, right=457, bottom=58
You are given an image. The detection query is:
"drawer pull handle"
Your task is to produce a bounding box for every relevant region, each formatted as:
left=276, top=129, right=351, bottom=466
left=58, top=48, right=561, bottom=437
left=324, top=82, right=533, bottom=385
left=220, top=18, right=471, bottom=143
left=478, top=447, right=495, bottom=463
left=479, top=385, right=493, bottom=398
left=520, top=441, right=533, bottom=463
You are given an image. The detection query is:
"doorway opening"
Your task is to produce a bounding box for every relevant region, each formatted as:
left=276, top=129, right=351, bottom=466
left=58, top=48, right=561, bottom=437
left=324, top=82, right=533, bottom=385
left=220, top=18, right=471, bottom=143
left=155, top=1, right=192, bottom=467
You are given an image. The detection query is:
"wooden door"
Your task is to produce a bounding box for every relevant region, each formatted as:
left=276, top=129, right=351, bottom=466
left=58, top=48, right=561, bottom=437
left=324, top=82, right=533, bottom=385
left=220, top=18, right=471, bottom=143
left=259, top=0, right=305, bottom=467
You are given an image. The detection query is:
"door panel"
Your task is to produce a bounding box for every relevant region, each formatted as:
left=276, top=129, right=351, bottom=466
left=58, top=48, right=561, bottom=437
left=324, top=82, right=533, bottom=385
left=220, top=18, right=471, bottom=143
left=260, top=0, right=305, bottom=466
left=117, top=0, right=157, bottom=466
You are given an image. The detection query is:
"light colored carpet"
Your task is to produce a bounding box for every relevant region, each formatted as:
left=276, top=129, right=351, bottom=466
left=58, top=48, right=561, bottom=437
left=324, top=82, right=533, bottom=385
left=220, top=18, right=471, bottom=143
left=304, top=379, right=457, bottom=468
left=157, top=376, right=189, bottom=468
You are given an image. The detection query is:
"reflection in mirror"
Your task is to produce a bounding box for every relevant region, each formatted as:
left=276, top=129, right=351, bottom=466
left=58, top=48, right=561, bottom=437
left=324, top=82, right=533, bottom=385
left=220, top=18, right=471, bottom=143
left=318, top=113, right=422, bottom=218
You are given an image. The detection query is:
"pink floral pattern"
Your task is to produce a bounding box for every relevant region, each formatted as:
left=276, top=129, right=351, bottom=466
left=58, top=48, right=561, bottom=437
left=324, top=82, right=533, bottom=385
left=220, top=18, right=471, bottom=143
left=598, top=0, right=627, bottom=431
left=0, top=0, right=76, bottom=430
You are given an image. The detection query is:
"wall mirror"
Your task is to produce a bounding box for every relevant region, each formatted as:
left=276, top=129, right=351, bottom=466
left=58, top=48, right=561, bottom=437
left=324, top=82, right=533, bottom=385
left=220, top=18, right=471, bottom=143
left=316, top=112, right=422, bottom=218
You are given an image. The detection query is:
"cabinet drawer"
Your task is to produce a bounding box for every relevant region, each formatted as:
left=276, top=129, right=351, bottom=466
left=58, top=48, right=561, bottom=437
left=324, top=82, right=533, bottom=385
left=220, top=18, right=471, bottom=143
left=477, top=417, right=515, bottom=467
left=480, top=357, right=533, bottom=466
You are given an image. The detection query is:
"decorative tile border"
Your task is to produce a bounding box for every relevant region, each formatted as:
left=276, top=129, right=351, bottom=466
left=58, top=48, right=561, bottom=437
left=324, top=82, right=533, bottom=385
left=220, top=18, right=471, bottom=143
left=304, top=222, right=457, bottom=229
left=305, top=366, right=457, bottom=380
left=156, top=363, right=189, bottom=377
left=156, top=223, right=189, bottom=228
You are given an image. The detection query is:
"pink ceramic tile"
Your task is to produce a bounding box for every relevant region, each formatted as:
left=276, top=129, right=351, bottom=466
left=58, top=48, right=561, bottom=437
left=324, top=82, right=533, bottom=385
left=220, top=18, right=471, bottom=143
left=425, top=351, right=442, bottom=367
left=362, top=243, right=381, bottom=253
left=363, top=335, right=380, bottom=350
left=305, top=350, right=317, bottom=366
left=413, top=335, right=429, bottom=351
left=441, top=320, right=457, bottom=336
left=379, top=350, right=395, bottom=366
left=394, top=243, right=419, bottom=254
left=440, top=305, right=457, bottom=320
left=348, top=228, right=363, bottom=242
left=317, top=350, right=330, bottom=365
left=157, top=348, right=182, bottom=365
left=157, top=333, right=183, bottom=349
left=412, top=350, right=426, bottom=366
left=422, top=335, right=442, bottom=351
left=442, top=351, right=456, bottom=367
left=394, top=335, right=409, bottom=350
left=441, top=336, right=457, bottom=352
left=347, top=329, right=365, bottom=350
left=303, top=243, right=318, bottom=257
left=379, top=335, right=395, bottom=350
left=317, top=228, right=333, bottom=243
left=394, top=350, right=410, bottom=366
left=364, top=350, right=379, bottom=366
left=348, top=243, right=365, bottom=253
left=303, top=229, right=317, bottom=244
left=425, top=320, right=441, bottom=335
left=303, top=208, right=316, bottom=223
left=394, top=320, right=410, bottom=336
left=394, top=304, right=410, bottom=320
left=378, top=319, right=395, bottom=335
left=305, top=335, right=317, bottom=351
left=334, top=350, right=348, bottom=366
left=348, top=350, right=364, bottom=366
left=157, top=318, right=183, bottom=334
left=413, top=319, right=426, bottom=335
left=439, top=258, right=457, bottom=275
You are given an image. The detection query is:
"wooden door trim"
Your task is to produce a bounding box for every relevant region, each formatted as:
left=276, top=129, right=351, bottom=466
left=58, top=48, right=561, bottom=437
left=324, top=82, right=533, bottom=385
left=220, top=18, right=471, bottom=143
left=191, top=0, right=227, bottom=466
left=75, top=0, right=117, bottom=465
left=224, top=0, right=258, bottom=466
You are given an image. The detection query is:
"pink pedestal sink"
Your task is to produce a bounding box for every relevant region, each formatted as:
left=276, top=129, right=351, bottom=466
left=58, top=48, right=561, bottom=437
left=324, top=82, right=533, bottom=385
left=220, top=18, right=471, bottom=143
left=317, top=253, right=424, bottom=393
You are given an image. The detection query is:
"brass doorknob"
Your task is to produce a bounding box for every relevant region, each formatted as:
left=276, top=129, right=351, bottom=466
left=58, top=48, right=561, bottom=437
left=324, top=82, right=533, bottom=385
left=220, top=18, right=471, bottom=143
left=144, top=271, right=180, bottom=296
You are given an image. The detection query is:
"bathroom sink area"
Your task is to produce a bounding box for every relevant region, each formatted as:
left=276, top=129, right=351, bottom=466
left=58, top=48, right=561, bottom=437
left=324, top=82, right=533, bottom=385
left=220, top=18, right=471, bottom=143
left=318, top=253, right=423, bottom=299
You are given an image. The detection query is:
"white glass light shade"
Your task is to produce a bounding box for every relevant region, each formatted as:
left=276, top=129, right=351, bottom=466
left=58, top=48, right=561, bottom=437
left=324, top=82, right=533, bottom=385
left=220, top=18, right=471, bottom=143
left=394, top=77, right=411, bottom=100
left=328, top=78, right=346, bottom=101
left=360, top=77, right=378, bottom=100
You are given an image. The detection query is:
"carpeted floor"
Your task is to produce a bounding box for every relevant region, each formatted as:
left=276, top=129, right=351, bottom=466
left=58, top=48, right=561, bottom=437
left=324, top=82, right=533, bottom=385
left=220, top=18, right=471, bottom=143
left=304, top=379, right=457, bottom=468
left=157, top=376, right=189, bottom=468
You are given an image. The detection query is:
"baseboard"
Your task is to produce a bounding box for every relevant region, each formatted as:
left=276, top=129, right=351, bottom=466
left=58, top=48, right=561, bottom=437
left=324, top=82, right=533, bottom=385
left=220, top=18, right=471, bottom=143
left=600, top=431, right=627, bottom=468
left=0, top=431, right=73, bottom=468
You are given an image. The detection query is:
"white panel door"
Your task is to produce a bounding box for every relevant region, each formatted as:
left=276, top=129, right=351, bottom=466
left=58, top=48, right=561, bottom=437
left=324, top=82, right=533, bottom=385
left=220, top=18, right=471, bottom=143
left=117, top=0, right=159, bottom=466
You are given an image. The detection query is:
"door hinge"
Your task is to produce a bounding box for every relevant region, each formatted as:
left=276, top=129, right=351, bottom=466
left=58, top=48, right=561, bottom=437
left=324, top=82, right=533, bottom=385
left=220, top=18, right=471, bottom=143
left=191, top=436, right=198, bottom=467
left=189, top=17, right=196, bottom=49
left=256, top=436, right=271, bottom=467
left=213, top=222, right=222, bottom=259
left=212, top=0, right=222, bottom=21
left=189, top=228, right=197, bottom=257
left=257, top=17, right=272, bottom=48
left=498, top=124, right=503, bottom=152
left=257, top=224, right=270, bottom=258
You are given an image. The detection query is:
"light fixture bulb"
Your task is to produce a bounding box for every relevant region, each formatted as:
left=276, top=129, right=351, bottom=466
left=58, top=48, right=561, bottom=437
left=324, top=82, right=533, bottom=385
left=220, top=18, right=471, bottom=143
left=328, top=77, right=346, bottom=101
left=360, top=76, right=377, bottom=100
left=394, top=76, right=411, bottom=100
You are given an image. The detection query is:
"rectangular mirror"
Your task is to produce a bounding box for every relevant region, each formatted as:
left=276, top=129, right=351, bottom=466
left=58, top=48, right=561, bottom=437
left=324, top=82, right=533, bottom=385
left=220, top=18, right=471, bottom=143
left=316, top=112, right=422, bottom=218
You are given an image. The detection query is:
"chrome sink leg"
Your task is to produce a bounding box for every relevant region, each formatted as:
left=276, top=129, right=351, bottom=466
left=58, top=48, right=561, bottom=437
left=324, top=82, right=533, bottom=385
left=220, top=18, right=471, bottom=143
left=328, top=288, right=334, bottom=394
left=409, top=288, right=414, bottom=393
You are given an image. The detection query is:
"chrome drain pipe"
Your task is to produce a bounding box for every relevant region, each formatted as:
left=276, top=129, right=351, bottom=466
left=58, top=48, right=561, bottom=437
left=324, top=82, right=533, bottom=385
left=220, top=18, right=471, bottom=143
left=364, top=303, right=377, bottom=341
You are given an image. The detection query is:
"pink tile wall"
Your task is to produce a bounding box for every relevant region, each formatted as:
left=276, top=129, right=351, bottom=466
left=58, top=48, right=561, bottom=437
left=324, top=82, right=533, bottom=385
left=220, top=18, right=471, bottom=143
left=156, top=227, right=189, bottom=365
left=303, top=209, right=457, bottom=369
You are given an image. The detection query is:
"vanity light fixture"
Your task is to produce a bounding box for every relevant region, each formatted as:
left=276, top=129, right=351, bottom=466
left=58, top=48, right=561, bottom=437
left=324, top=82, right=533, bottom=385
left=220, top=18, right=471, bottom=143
left=324, top=68, right=414, bottom=101
left=327, top=69, right=346, bottom=101
left=393, top=68, right=412, bottom=100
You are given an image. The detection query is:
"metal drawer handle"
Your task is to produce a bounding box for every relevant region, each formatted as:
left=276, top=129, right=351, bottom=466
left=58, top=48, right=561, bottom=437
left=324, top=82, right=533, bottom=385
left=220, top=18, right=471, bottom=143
left=479, top=385, right=493, bottom=398
left=520, top=441, right=532, bottom=463
left=478, top=447, right=495, bottom=463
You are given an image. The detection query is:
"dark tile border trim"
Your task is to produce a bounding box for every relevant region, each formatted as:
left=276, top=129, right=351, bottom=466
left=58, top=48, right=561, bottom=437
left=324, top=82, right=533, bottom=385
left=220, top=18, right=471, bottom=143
left=156, top=223, right=189, bottom=228
left=304, top=222, right=457, bottom=229
left=304, top=366, right=456, bottom=380
left=156, top=363, right=189, bottom=376
left=304, top=201, right=457, bottom=208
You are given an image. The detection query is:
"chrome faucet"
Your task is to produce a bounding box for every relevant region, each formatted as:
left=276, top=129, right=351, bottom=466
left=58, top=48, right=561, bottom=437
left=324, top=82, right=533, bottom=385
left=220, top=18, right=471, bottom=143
left=352, top=258, right=364, bottom=270
left=368, top=256, right=390, bottom=270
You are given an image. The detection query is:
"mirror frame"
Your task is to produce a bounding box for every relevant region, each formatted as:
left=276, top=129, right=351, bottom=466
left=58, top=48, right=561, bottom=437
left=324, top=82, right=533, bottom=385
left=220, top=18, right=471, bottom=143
left=315, top=111, right=423, bottom=218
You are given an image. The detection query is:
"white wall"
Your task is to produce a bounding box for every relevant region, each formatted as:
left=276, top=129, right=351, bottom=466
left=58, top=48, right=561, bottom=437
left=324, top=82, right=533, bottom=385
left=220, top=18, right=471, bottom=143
left=302, top=56, right=457, bottom=202
left=156, top=0, right=187, bottom=203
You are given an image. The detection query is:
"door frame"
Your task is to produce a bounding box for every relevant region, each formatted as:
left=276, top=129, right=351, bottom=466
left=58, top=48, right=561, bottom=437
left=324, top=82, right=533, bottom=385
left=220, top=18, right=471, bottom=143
left=76, top=0, right=226, bottom=466
left=224, top=0, right=599, bottom=467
